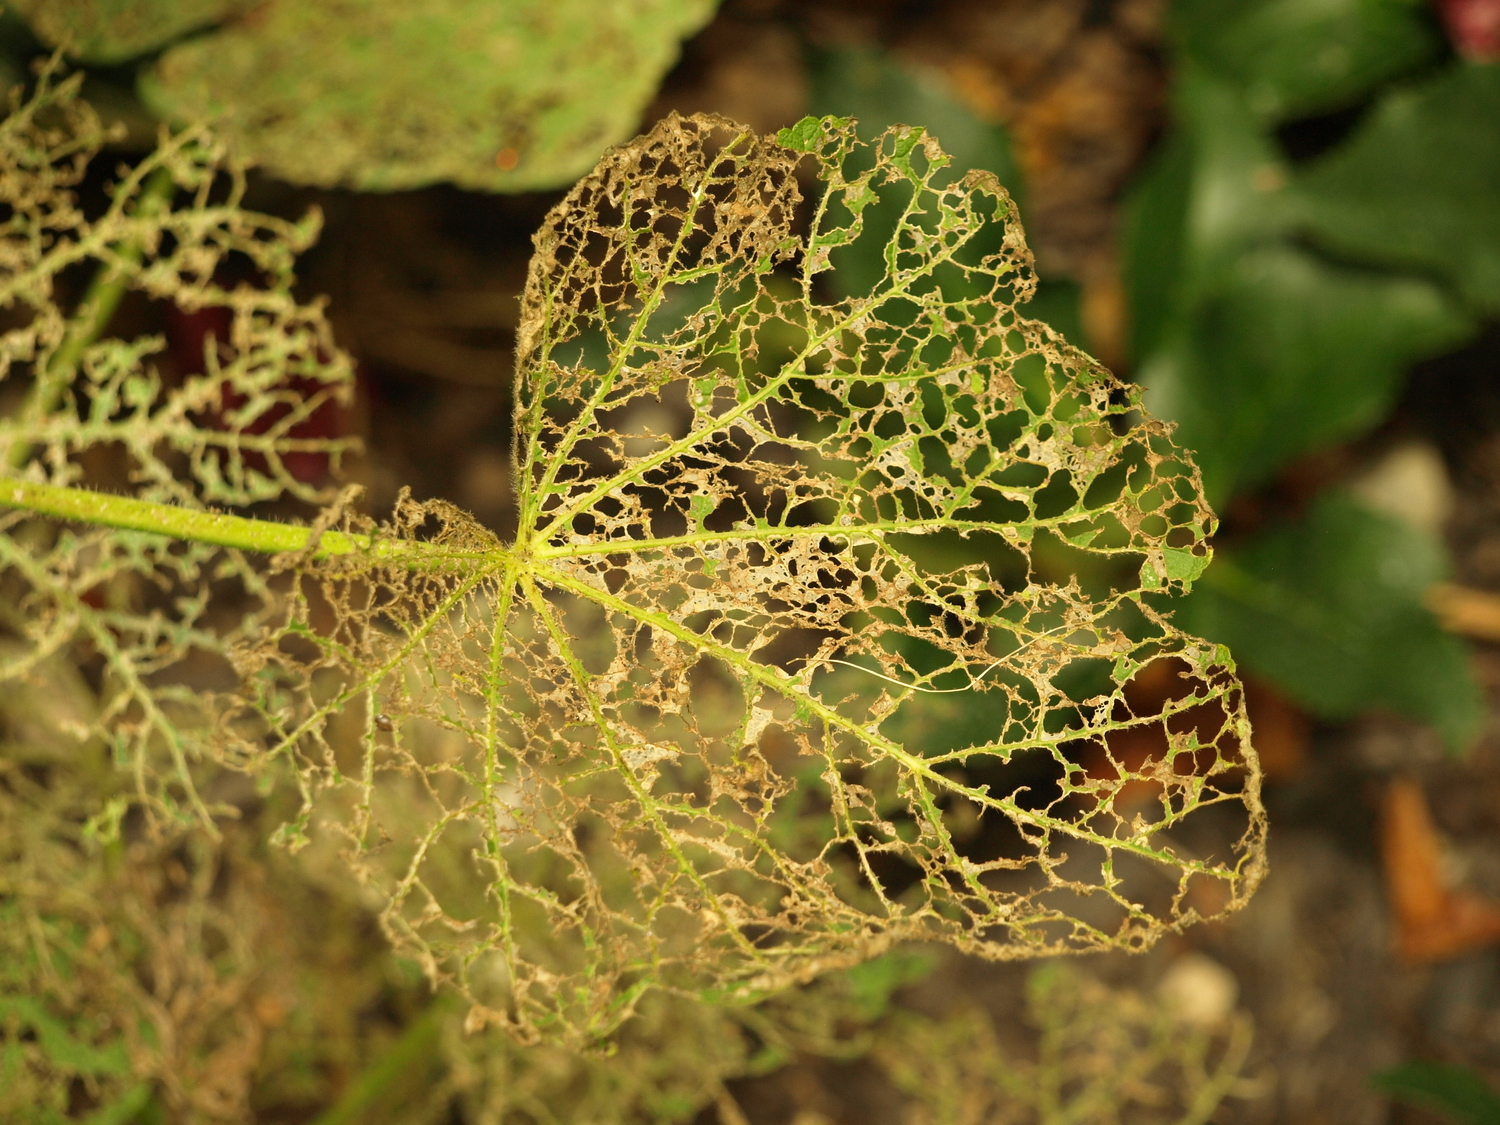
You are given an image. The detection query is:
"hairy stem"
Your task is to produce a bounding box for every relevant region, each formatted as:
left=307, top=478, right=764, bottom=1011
left=7, top=165, right=177, bottom=471
left=0, top=477, right=350, bottom=553
left=0, top=478, right=505, bottom=571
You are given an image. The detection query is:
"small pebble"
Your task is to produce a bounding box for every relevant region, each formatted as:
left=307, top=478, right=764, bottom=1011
left=1158, top=951, right=1239, bottom=1028
left=1348, top=440, right=1455, bottom=537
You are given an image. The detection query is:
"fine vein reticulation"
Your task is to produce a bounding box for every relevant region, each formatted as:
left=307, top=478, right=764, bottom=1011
left=217, top=114, right=1265, bottom=1043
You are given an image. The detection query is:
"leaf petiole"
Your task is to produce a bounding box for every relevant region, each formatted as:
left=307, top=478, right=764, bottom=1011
left=0, top=477, right=517, bottom=578
left=0, top=477, right=350, bottom=553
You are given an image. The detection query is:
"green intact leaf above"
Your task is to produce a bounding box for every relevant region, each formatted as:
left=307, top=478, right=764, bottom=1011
left=135, top=0, right=718, bottom=192
left=1171, top=0, right=1443, bottom=123
left=1292, top=62, right=1500, bottom=313
left=1125, top=63, right=1474, bottom=504
left=1171, top=493, right=1482, bottom=752
left=13, top=0, right=243, bottom=64
left=1153, top=66, right=1291, bottom=281
left=1141, top=244, right=1472, bottom=504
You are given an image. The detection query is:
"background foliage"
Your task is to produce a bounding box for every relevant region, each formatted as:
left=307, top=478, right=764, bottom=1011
left=1124, top=0, right=1498, bottom=749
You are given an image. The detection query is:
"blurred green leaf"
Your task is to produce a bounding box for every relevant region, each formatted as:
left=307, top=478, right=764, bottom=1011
left=1171, top=0, right=1442, bottom=122
left=13, top=0, right=241, bottom=64
left=1122, top=131, right=1194, bottom=364
left=1123, top=66, right=1289, bottom=337
left=85, top=1084, right=154, bottom=1125
left=1126, top=63, right=1475, bottom=503
left=0, top=996, right=131, bottom=1077
left=1293, top=62, right=1500, bottom=313
left=1025, top=280, right=1089, bottom=352
left=1171, top=493, right=1482, bottom=751
left=837, top=950, right=936, bottom=1022
left=807, top=44, right=1021, bottom=199
left=133, top=0, right=718, bottom=191
left=1374, top=1062, right=1500, bottom=1125
left=1143, top=244, right=1472, bottom=503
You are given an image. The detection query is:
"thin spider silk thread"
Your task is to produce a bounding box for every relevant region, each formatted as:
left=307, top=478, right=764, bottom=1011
left=819, top=625, right=1073, bottom=694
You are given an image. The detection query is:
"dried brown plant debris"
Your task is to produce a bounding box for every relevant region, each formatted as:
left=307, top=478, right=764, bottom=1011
left=1381, top=776, right=1500, bottom=964
left=0, top=720, right=265, bottom=1123
left=0, top=710, right=440, bottom=1124
left=873, top=962, right=1253, bottom=1125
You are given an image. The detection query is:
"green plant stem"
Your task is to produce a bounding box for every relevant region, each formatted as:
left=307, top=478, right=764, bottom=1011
left=0, top=477, right=356, bottom=554
left=8, top=165, right=177, bottom=472
left=308, top=1000, right=452, bottom=1125
left=0, top=478, right=502, bottom=569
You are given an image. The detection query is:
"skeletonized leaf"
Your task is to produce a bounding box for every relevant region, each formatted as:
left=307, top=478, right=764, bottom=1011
left=230, top=114, right=1266, bottom=1044
left=0, top=65, right=357, bottom=827
left=0, top=67, right=356, bottom=505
